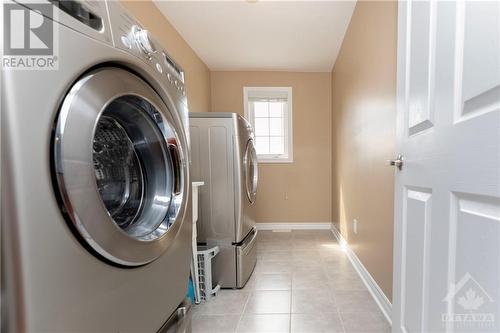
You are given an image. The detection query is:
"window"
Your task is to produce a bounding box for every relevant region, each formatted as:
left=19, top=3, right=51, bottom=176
left=244, top=87, right=293, bottom=163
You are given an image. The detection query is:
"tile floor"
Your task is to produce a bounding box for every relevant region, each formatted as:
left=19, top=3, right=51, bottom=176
left=192, top=230, right=391, bottom=333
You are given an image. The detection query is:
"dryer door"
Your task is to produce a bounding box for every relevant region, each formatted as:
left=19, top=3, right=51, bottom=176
left=53, top=68, right=188, bottom=266
left=243, top=139, right=258, bottom=204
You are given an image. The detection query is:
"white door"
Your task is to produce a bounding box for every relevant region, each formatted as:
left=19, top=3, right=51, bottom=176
left=392, top=2, right=500, bottom=333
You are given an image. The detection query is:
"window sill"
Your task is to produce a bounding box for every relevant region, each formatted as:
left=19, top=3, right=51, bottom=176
left=257, top=158, right=294, bottom=164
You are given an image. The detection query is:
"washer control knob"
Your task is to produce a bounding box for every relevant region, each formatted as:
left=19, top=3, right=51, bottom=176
left=132, top=26, right=155, bottom=58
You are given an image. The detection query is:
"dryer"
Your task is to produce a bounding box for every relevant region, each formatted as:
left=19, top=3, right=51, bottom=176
left=2, top=1, right=192, bottom=331
left=189, top=113, right=259, bottom=289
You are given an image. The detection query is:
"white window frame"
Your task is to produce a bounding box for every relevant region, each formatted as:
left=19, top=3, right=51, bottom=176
left=243, top=86, right=293, bottom=163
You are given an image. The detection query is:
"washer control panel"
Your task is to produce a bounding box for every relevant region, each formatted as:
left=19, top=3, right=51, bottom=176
left=106, top=1, right=186, bottom=100
left=131, top=26, right=156, bottom=58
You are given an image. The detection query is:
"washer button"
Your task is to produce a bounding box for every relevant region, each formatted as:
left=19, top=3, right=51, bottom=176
left=155, top=63, right=163, bottom=73
left=121, top=35, right=132, bottom=49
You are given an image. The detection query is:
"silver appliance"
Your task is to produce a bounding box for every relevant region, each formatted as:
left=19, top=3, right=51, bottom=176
left=2, top=1, right=192, bottom=331
left=189, top=113, right=258, bottom=289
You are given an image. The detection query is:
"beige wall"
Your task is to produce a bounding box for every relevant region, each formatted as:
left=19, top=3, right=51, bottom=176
left=211, top=72, right=332, bottom=223
left=121, top=0, right=211, bottom=113
left=331, top=1, right=397, bottom=300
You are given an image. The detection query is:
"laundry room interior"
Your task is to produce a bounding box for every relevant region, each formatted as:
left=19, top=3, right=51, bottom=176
left=2, top=0, right=499, bottom=333
left=120, top=1, right=397, bottom=331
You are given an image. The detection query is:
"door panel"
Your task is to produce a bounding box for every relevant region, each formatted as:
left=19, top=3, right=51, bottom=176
left=393, top=2, right=500, bottom=332
left=459, top=2, right=500, bottom=120
left=451, top=193, right=500, bottom=323
left=408, top=1, right=436, bottom=135
left=402, top=188, right=432, bottom=332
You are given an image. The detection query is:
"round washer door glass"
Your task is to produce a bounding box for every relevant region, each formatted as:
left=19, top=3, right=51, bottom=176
left=53, top=68, right=188, bottom=266
left=244, top=139, right=258, bottom=203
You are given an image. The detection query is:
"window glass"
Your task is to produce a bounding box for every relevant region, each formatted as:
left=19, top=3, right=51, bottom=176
left=269, top=101, right=283, bottom=117
left=255, top=136, right=270, bottom=155
left=254, top=102, right=269, bottom=117
left=254, top=117, right=269, bottom=136
left=269, top=117, right=283, bottom=137
left=269, top=137, right=284, bottom=155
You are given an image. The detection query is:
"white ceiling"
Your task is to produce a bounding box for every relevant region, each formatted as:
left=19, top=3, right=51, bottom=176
left=154, top=1, right=356, bottom=72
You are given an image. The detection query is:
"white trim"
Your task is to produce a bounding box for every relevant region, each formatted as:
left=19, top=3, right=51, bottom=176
left=257, top=159, right=294, bottom=164
left=255, top=222, right=332, bottom=231
left=243, top=87, right=293, bottom=163
left=330, top=224, right=393, bottom=325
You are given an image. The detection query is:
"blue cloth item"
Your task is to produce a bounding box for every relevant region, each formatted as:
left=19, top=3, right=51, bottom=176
left=187, top=277, right=195, bottom=303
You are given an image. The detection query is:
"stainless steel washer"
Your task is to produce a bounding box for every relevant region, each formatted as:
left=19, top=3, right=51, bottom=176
left=2, top=1, right=192, bottom=331
left=189, top=112, right=259, bottom=289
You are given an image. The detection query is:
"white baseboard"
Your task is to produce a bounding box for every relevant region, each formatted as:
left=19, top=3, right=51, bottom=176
left=255, top=222, right=332, bottom=231
left=330, top=224, right=392, bottom=325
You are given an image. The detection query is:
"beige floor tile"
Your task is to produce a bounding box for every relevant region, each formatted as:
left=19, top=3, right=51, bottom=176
left=253, top=273, right=292, bottom=291
left=316, top=245, right=343, bottom=253
left=291, top=259, right=324, bottom=271
left=323, top=263, right=356, bottom=274
left=291, top=289, right=337, bottom=314
left=194, top=291, right=250, bottom=315
left=193, top=231, right=391, bottom=332
left=244, top=290, right=291, bottom=314
left=292, top=250, right=320, bottom=261
left=315, top=234, right=337, bottom=242
left=320, top=250, right=349, bottom=259
left=292, top=234, right=317, bottom=241
left=292, top=271, right=330, bottom=290
left=334, top=291, right=380, bottom=313
left=340, top=312, right=391, bottom=332
left=258, top=241, right=292, bottom=251
left=259, top=231, right=293, bottom=241
left=291, top=312, right=344, bottom=333
left=192, top=314, right=240, bottom=333
left=293, top=269, right=328, bottom=278
left=292, top=238, right=318, bottom=247
left=322, top=258, right=355, bottom=271
left=328, top=274, right=367, bottom=291
left=236, top=314, right=290, bottom=333
left=255, top=260, right=293, bottom=274
left=259, top=250, right=294, bottom=262
left=320, top=251, right=350, bottom=261
left=323, top=262, right=357, bottom=275
left=291, top=264, right=325, bottom=275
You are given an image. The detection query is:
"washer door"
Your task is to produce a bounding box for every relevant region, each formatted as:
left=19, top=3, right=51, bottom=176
left=243, top=139, right=258, bottom=203
left=53, top=68, right=188, bottom=266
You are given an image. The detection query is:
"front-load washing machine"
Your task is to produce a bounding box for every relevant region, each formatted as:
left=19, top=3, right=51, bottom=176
left=189, top=113, right=259, bottom=289
left=2, top=1, right=192, bottom=331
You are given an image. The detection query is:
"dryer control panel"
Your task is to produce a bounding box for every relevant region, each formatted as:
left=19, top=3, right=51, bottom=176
left=106, top=1, right=186, bottom=102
